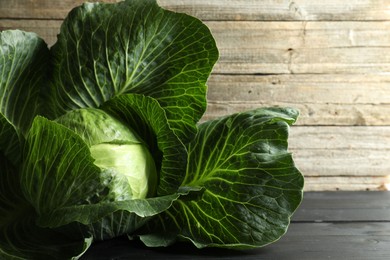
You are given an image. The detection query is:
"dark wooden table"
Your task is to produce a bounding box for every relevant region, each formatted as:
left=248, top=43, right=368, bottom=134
left=82, top=191, right=390, bottom=259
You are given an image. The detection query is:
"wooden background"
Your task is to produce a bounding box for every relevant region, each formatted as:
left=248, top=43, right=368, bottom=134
left=1, top=0, right=390, bottom=191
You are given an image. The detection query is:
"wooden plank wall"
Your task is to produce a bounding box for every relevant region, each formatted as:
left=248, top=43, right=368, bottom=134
left=1, top=0, right=390, bottom=191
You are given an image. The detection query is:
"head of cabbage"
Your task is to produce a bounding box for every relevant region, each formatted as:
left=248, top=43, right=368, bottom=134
left=0, top=0, right=303, bottom=258
left=56, top=108, right=158, bottom=200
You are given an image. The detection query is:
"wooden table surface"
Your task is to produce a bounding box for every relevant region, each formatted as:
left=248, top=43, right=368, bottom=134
left=81, top=191, right=390, bottom=259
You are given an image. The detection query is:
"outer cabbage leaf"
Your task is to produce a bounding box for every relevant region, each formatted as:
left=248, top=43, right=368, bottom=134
left=0, top=30, right=49, bottom=134
left=101, top=94, right=187, bottom=195
left=21, top=116, right=105, bottom=216
left=48, top=0, right=218, bottom=143
left=0, top=153, right=92, bottom=260
left=139, top=108, right=304, bottom=248
left=39, top=194, right=181, bottom=241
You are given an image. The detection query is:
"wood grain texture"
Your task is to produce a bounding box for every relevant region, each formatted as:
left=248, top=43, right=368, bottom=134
left=293, top=191, right=390, bottom=221
left=2, top=0, right=390, bottom=21
left=204, top=74, right=390, bottom=125
left=159, top=0, right=390, bottom=21
left=290, top=126, right=390, bottom=191
left=303, top=176, right=389, bottom=191
left=208, top=21, right=390, bottom=74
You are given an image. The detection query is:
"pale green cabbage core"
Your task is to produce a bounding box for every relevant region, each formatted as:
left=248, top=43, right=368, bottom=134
left=90, top=142, right=157, bottom=199
left=56, top=108, right=157, bottom=200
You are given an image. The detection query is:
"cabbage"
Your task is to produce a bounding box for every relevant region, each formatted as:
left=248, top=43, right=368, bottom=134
left=0, top=0, right=303, bottom=259
left=56, top=108, right=158, bottom=200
